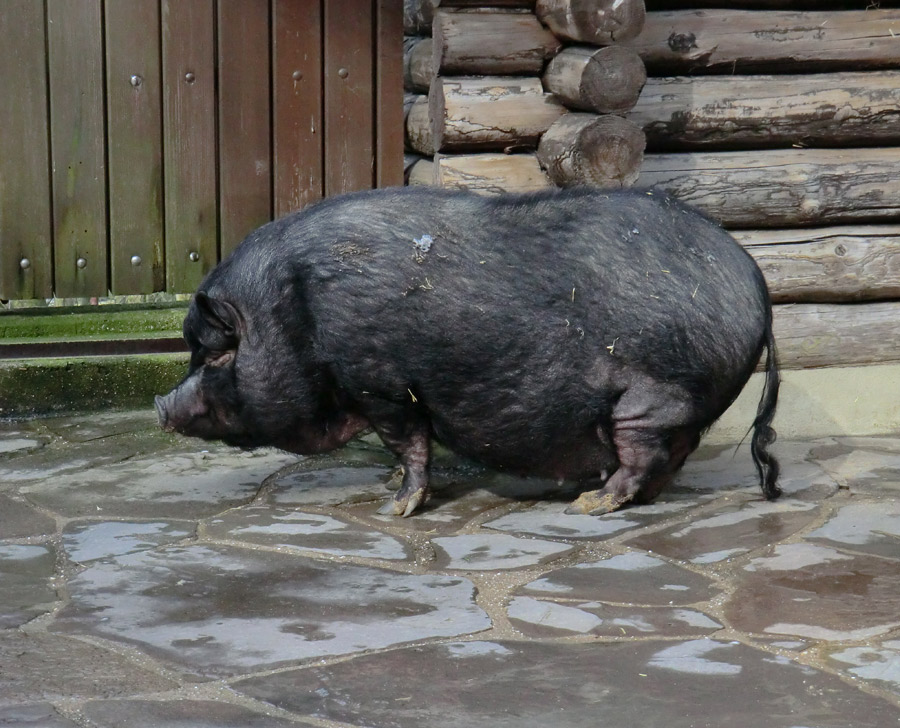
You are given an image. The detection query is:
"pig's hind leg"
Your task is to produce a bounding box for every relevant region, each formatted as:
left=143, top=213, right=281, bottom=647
left=368, top=406, right=432, bottom=517
left=566, top=386, right=701, bottom=516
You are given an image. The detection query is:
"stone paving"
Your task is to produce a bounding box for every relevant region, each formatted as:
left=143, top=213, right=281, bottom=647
left=1, top=411, right=899, bottom=726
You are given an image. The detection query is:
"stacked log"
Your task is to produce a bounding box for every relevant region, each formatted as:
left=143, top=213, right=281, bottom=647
left=537, top=113, right=645, bottom=187
left=624, top=4, right=900, bottom=372
left=623, top=9, right=900, bottom=74
left=403, top=6, right=562, bottom=191
left=543, top=45, right=646, bottom=114
left=403, top=0, right=648, bottom=194
left=628, top=71, right=900, bottom=151
left=536, top=0, right=646, bottom=44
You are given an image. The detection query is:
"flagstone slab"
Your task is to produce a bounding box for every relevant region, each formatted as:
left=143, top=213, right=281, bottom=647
left=0, top=495, right=56, bottom=539
left=431, top=533, right=573, bottom=570
left=0, top=631, right=176, bottom=704
left=815, top=441, right=900, bottom=494
left=0, top=545, right=58, bottom=628
left=481, top=494, right=710, bottom=541
left=807, top=501, right=900, bottom=560
left=234, top=639, right=899, bottom=728
left=53, top=544, right=490, bottom=677
left=674, top=440, right=839, bottom=500
left=20, top=448, right=297, bottom=519
left=0, top=704, right=79, bottom=727
left=516, top=552, right=720, bottom=606
left=725, top=543, right=900, bottom=641
left=41, top=410, right=159, bottom=443
left=63, top=520, right=196, bottom=564
left=82, top=700, right=302, bottom=728
left=206, top=508, right=410, bottom=561
left=0, top=438, right=153, bottom=486
left=266, top=464, right=397, bottom=508
left=624, top=498, right=821, bottom=564
left=507, top=596, right=722, bottom=637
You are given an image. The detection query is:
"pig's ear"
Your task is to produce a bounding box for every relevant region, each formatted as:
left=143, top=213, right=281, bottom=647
left=194, top=292, right=242, bottom=340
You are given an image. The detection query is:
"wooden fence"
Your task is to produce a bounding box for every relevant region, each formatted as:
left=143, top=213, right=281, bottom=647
left=0, top=0, right=403, bottom=302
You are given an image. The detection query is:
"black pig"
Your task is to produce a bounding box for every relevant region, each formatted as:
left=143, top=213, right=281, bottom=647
left=156, top=186, right=779, bottom=517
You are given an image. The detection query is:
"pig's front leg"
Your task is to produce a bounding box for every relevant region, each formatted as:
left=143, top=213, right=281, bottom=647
left=369, top=407, right=431, bottom=518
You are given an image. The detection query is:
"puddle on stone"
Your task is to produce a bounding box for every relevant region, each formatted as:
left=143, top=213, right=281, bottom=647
left=726, top=543, right=900, bottom=641
left=206, top=508, right=410, bottom=561
left=625, top=499, right=821, bottom=564
left=431, top=533, right=573, bottom=570
left=807, top=501, right=900, bottom=560
left=21, top=448, right=297, bottom=519
left=0, top=433, right=44, bottom=456
left=63, top=520, right=195, bottom=564
left=516, top=552, right=720, bottom=606
left=53, top=544, right=490, bottom=676
left=0, top=544, right=58, bottom=628
left=508, top=595, right=721, bottom=638
left=0, top=494, right=56, bottom=539
left=825, top=645, right=900, bottom=695
left=234, top=639, right=899, bottom=728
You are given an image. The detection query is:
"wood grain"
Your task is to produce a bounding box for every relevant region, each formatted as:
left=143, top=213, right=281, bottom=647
left=0, top=0, right=52, bottom=300
left=736, top=227, right=900, bottom=303
left=430, top=76, right=567, bottom=152
left=218, top=0, right=271, bottom=257
left=433, top=10, right=561, bottom=76
left=47, top=0, right=108, bottom=297
left=625, top=9, right=900, bottom=74
left=639, top=148, right=900, bottom=228
left=106, top=0, right=164, bottom=294
left=161, top=0, right=217, bottom=293
left=630, top=72, right=900, bottom=151
left=773, top=302, right=900, bottom=370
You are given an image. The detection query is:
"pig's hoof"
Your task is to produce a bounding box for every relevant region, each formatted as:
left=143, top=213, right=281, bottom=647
left=377, top=488, right=426, bottom=518
left=565, top=490, right=632, bottom=516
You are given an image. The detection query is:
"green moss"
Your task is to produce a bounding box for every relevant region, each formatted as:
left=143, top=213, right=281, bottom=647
left=0, top=354, right=189, bottom=418
left=0, top=305, right=187, bottom=342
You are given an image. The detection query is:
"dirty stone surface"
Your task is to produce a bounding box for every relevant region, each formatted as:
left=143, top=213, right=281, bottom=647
left=1, top=411, right=899, bottom=727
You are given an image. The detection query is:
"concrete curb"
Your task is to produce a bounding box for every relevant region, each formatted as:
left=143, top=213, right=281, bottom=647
left=0, top=353, right=188, bottom=419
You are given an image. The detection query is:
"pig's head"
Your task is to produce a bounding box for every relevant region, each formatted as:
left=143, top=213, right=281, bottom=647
left=155, top=291, right=255, bottom=447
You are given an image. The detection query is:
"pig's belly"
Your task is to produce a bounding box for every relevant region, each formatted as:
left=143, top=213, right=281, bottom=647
left=429, top=412, right=618, bottom=481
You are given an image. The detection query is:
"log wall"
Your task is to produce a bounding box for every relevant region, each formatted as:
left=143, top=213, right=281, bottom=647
left=622, top=2, right=900, bottom=371
left=402, top=0, right=900, bottom=370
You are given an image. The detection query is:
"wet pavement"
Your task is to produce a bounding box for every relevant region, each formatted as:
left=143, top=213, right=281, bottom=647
left=1, top=411, right=899, bottom=726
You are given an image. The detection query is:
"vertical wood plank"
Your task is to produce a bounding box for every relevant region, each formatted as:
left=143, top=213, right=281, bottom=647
left=324, top=0, right=375, bottom=195
left=218, top=0, right=272, bottom=257
left=161, top=0, right=217, bottom=293
left=375, top=0, right=404, bottom=188
left=105, top=0, right=164, bottom=295
left=0, top=0, right=53, bottom=300
left=47, top=0, right=108, bottom=298
left=272, top=0, right=323, bottom=217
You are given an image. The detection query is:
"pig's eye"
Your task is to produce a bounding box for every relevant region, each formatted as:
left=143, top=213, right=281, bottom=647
left=205, top=350, right=235, bottom=367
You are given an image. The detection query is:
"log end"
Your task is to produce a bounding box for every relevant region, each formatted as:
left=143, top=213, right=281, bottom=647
left=536, top=0, right=647, bottom=46
left=582, top=46, right=647, bottom=115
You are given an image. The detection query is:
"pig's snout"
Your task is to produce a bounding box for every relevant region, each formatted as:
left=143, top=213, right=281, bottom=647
left=155, top=376, right=209, bottom=435
left=155, top=394, right=174, bottom=432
